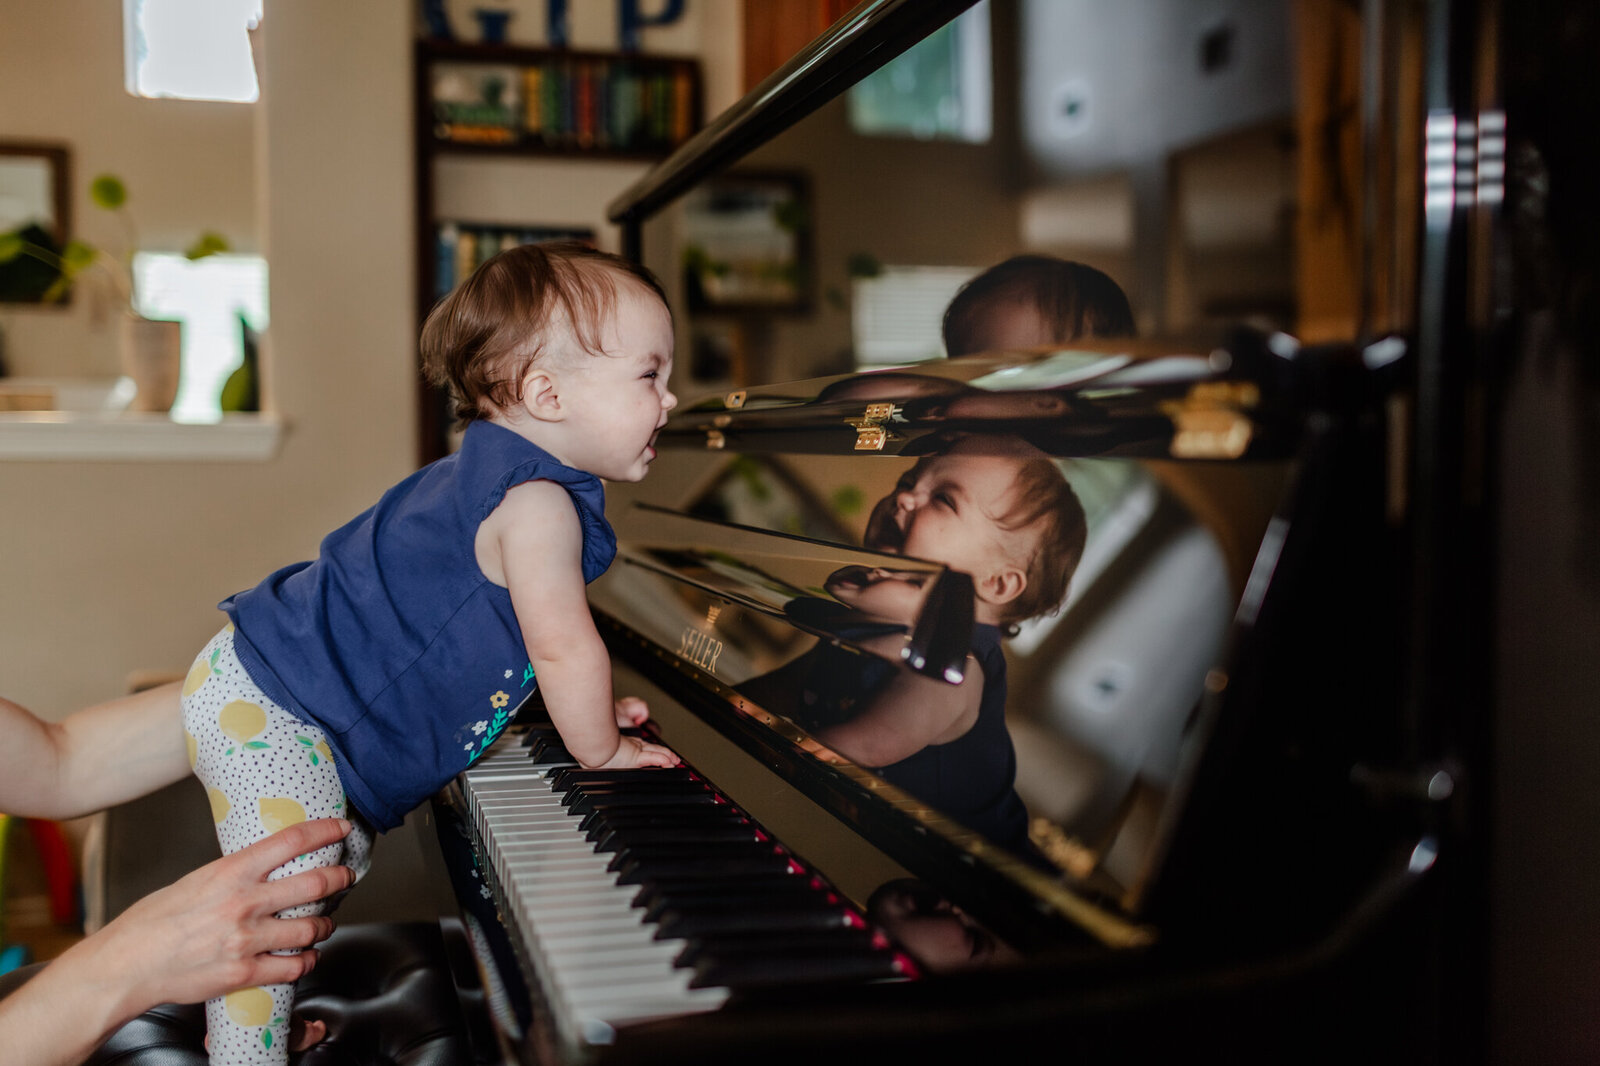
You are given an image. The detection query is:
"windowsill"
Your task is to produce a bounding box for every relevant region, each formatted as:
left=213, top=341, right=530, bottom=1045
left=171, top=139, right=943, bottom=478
left=0, top=410, right=286, bottom=462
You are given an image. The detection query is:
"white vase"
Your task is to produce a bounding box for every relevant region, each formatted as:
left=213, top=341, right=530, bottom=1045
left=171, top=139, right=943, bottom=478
left=119, top=315, right=182, bottom=413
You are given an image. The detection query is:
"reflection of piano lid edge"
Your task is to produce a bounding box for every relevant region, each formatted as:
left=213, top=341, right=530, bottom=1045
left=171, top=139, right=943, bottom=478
left=681, top=339, right=1241, bottom=413
left=593, top=606, right=1158, bottom=954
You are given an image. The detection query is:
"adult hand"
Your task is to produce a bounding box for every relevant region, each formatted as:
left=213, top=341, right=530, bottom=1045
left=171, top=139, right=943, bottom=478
left=106, top=817, right=354, bottom=1011
left=0, top=817, right=354, bottom=1066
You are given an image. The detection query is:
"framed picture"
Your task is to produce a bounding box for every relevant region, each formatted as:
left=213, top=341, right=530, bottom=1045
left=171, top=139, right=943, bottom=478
left=0, top=141, right=71, bottom=303
left=682, top=170, right=812, bottom=313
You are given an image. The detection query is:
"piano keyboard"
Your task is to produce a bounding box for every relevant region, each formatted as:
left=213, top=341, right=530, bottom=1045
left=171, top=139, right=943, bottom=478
left=453, top=722, right=919, bottom=1054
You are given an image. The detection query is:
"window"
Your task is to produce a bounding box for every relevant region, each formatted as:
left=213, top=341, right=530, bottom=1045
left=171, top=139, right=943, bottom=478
left=847, top=1, right=991, bottom=142
left=851, top=265, right=978, bottom=366
left=124, top=0, right=262, bottom=103
left=133, top=252, right=268, bottom=421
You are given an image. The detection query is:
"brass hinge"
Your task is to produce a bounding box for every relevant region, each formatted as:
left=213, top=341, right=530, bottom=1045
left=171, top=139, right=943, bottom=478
left=845, top=402, right=902, bottom=451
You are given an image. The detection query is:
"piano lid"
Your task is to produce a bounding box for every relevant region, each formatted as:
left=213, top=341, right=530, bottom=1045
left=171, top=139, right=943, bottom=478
left=658, top=331, right=1383, bottom=462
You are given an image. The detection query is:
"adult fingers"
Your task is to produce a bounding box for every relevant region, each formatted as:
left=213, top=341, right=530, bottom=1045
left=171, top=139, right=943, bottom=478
left=240, top=947, right=320, bottom=989
left=255, top=914, right=336, bottom=955
left=226, top=818, right=351, bottom=880
left=261, top=864, right=355, bottom=914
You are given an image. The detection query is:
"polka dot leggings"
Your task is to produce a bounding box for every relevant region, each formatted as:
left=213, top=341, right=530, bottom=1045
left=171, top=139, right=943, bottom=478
left=180, top=624, right=375, bottom=1065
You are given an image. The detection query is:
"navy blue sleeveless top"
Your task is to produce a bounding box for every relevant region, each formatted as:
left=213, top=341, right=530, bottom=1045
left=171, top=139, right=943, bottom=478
left=780, top=621, right=1029, bottom=854
left=221, top=420, right=616, bottom=830
left=874, top=624, right=1030, bottom=853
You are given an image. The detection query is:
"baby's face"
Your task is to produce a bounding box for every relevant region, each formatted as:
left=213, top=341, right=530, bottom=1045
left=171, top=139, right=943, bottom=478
left=864, top=454, right=1033, bottom=589
left=547, top=283, right=678, bottom=482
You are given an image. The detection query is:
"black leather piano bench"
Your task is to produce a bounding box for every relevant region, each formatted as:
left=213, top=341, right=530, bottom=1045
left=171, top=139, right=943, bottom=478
left=0, top=919, right=500, bottom=1065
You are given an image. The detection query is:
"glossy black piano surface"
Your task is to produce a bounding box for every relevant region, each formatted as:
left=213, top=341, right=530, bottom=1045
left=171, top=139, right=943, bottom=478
left=431, top=0, right=1523, bottom=1061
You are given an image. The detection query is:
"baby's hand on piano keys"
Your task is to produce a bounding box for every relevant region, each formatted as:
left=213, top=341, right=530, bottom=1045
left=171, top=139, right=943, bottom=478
left=599, top=733, right=681, bottom=769
left=613, top=695, right=650, bottom=728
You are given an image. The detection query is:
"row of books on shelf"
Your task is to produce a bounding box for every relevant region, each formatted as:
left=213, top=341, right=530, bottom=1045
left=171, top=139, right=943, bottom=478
left=435, top=222, right=596, bottom=297
left=429, top=58, right=696, bottom=152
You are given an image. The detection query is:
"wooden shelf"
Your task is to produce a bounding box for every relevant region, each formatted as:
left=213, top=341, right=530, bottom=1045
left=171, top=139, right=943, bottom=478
left=412, top=38, right=704, bottom=464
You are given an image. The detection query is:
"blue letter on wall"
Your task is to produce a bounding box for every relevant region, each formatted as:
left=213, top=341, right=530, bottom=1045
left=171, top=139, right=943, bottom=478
left=547, top=0, right=570, bottom=48
left=618, top=0, right=686, bottom=52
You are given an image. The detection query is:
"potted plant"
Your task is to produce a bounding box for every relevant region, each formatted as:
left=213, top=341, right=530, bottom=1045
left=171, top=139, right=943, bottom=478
left=0, top=173, right=229, bottom=412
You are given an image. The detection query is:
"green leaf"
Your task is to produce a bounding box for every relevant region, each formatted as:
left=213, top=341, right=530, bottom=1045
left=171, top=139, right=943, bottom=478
left=184, top=230, right=230, bottom=261
left=60, top=241, right=97, bottom=273
left=224, top=746, right=234, bottom=756
left=89, top=174, right=127, bottom=210
left=0, top=232, right=22, bottom=263
left=262, top=1029, right=272, bottom=1049
left=309, top=754, right=319, bottom=765
left=296, top=735, right=314, bottom=746
left=245, top=740, right=271, bottom=749
left=846, top=251, right=883, bottom=279
left=830, top=484, right=864, bottom=515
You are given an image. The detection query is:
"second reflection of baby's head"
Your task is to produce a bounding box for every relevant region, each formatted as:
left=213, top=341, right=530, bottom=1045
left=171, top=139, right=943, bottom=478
left=863, top=445, right=1087, bottom=628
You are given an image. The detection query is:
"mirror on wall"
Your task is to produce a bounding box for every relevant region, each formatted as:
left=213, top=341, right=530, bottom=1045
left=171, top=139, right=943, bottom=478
left=0, top=141, right=71, bottom=303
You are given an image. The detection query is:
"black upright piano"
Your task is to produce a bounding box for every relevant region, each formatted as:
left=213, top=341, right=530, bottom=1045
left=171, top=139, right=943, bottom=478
left=432, top=1, right=1594, bottom=1063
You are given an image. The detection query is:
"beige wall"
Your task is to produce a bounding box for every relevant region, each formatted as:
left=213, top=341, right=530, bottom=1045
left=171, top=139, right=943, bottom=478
left=0, top=0, right=260, bottom=378
left=0, top=1, right=742, bottom=719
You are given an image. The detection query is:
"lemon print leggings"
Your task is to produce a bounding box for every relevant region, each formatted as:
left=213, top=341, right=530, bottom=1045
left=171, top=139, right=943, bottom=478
left=181, top=624, right=375, bottom=1065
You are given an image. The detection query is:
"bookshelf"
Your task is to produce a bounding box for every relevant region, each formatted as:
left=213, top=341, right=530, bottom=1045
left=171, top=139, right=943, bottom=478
left=413, top=38, right=704, bottom=464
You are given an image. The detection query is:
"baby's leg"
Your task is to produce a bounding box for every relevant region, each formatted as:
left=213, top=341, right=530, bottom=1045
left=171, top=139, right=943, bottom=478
left=181, top=624, right=372, bottom=1064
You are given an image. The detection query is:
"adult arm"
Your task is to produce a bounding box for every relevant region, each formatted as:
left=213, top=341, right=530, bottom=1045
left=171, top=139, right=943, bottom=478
left=0, top=682, right=190, bottom=821
left=0, top=817, right=354, bottom=1066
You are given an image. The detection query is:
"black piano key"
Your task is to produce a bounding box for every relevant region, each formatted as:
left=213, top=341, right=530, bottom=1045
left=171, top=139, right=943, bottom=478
left=674, top=927, right=882, bottom=969
left=566, top=790, right=724, bottom=815
left=655, top=902, right=863, bottom=941
left=631, top=872, right=820, bottom=912
left=529, top=738, right=575, bottom=765
left=689, top=945, right=915, bottom=990
left=605, top=840, right=785, bottom=871
left=561, top=780, right=711, bottom=806
left=639, top=880, right=834, bottom=922
left=547, top=766, right=699, bottom=791
left=582, top=808, right=751, bottom=839
left=593, top=822, right=766, bottom=852
left=577, top=805, right=746, bottom=834
left=617, top=851, right=798, bottom=885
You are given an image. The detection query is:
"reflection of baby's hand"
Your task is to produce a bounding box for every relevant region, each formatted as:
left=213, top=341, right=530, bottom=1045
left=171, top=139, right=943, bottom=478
left=614, top=696, right=650, bottom=728
left=597, top=734, right=680, bottom=770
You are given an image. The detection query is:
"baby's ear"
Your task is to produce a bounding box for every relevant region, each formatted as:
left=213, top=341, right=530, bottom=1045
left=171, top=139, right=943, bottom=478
left=519, top=367, right=564, bottom=422
left=977, top=567, right=1026, bottom=610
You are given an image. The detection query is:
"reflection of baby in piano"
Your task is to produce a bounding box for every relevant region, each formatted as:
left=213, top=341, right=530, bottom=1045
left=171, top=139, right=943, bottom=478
left=741, top=436, right=1086, bottom=857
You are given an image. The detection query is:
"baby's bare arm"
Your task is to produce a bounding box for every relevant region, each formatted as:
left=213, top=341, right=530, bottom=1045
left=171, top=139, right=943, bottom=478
left=812, top=655, right=983, bottom=768
left=0, top=681, right=190, bottom=820
left=489, top=481, right=677, bottom=769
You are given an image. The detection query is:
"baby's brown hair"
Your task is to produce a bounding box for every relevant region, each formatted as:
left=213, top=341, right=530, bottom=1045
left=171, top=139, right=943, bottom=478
left=992, top=457, right=1088, bottom=626
left=942, top=254, right=1135, bottom=358
left=422, top=239, right=669, bottom=424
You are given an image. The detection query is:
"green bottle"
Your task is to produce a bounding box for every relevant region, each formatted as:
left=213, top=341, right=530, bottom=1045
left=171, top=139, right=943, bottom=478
left=220, top=315, right=260, bottom=413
